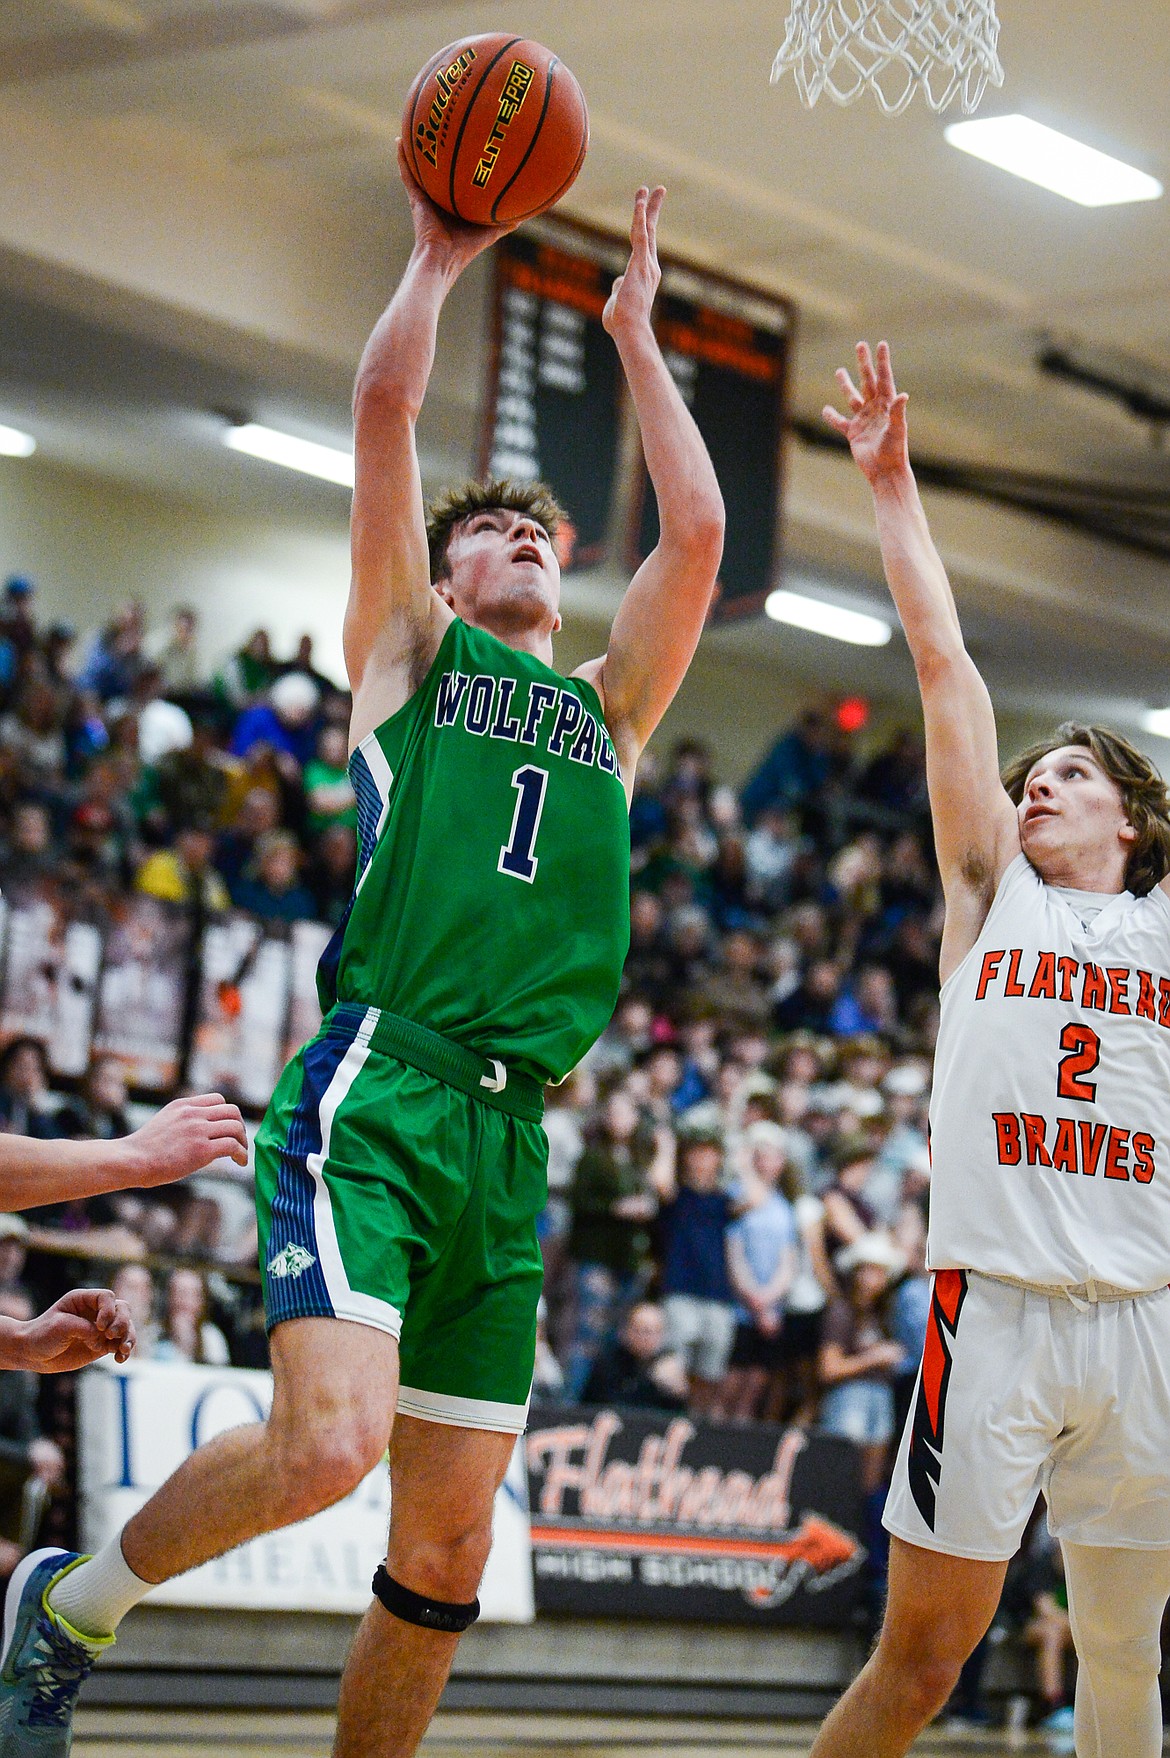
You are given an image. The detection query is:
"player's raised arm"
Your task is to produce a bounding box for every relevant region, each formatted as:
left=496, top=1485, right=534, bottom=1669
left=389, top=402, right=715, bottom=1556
left=346, top=144, right=517, bottom=741
left=575, top=188, right=725, bottom=778
left=825, top=341, right=1019, bottom=973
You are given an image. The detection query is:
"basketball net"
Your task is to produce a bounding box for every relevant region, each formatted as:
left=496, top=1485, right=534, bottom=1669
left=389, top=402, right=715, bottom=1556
left=770, top=0, right=1004, bottom=116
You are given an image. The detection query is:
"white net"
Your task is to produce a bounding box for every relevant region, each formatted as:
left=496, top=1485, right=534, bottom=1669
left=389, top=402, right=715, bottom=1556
left=770, top=0, right=1004, bottom=116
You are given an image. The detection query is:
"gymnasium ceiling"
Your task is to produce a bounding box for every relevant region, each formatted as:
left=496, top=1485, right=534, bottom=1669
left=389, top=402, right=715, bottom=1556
left=1, top=0, right=1170, bottom=730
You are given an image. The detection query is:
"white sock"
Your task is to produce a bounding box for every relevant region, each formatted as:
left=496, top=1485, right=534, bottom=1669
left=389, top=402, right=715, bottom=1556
left=47, top=1537, right=154, bottom=1638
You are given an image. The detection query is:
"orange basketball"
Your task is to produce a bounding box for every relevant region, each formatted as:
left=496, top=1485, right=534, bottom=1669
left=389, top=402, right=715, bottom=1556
left=402, top=34, right=588, bottom=226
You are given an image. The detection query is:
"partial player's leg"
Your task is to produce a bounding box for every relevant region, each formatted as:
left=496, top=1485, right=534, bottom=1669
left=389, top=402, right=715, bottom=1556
left=1062, top=1544, right=1170, bottom=1758
left=1042, top=1288, right=1170, bottom=1756
left=333, top=1414, right=516, bottom=1758
left=822, top=1272, right=1056, bottom=1755
left=128, top=1316, right=397, bottom=1583
left=330, top=1085, right=545, bottom=1758
left=807, top=1537, right=1008, bottom=1757
left=0, top=1316, right=397, bottom=1755
left=61, top=1317, right=398, bottom=1622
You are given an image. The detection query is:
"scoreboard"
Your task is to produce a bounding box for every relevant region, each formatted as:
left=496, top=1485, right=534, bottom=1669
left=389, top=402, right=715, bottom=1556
left=481, top=226, right=627, bottom=568
left=633, top=267, right=792, bottom=618
left=481, top=218, right=794, bottom=618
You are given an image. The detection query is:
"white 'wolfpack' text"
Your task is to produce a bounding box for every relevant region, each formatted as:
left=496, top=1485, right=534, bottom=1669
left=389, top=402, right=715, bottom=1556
left=434, top=670, right=620, bottom=777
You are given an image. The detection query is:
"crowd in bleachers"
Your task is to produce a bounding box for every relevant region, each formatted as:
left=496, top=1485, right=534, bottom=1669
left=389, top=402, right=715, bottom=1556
left=538, top=705, right=939, bottom=1452
left=0, top=576, right=357, bottom=1373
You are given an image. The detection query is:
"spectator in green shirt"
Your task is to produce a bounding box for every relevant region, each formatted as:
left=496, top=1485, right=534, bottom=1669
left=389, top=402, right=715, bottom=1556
left=302, top=725, right=356, bottom=835
left=564, top=1088, right=669, bottom=1397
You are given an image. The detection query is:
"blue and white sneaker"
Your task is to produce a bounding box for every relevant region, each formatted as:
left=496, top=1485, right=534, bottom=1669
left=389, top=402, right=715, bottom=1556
left=0, top=1549, right=113, bottom=1753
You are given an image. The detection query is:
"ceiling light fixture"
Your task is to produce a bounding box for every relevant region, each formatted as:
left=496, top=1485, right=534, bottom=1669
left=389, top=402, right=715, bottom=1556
left=222, top=422, right=354, bottom=487
left=0, top=424, right=36, bottom=459
left=764, top=589, right=892, bottom=647
left=945, top=115, right=1163, bottom=207
left=1141, top=709, right=1170, bottom=741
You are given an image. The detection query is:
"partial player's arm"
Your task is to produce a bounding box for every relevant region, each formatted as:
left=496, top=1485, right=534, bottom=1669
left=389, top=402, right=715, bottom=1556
left=346, top=145, right=515, bottom=745
left=575, top=188, right=725, bottom=782
left=825, top=342, right=1019, bottom=978
left=0, top=1289, right=135, bottom=1373
left=0, top=1093, right=247, bottom=1212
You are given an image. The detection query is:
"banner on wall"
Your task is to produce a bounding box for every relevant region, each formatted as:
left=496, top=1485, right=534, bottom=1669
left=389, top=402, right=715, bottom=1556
left=91, top=896, right=189, bottom=1090
left=78, top=1359, right=534, bottom=1620
left=282, top=918, right=332, bottom=1064
left=525, top=1404, right=865, bottom=1626
left=0, top=882, right=103, bottom=1077
left=188, top=914, right=292, bottom=1109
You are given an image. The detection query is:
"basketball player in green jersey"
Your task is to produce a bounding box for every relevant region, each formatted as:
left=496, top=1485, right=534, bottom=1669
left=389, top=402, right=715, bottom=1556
left=2, top=149, right=724, bottom=1757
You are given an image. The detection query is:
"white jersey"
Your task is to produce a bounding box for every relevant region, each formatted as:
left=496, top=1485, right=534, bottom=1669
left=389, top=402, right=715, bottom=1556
left=928, top=854, right=1170, bottom=1291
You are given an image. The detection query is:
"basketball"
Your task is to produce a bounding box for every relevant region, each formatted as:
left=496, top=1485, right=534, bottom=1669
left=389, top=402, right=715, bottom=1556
left=402, top=34, right=588, bottom=226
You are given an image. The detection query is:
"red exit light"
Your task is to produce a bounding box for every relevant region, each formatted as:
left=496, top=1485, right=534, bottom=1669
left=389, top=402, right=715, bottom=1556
left=837, top=697, right=869, bottom=733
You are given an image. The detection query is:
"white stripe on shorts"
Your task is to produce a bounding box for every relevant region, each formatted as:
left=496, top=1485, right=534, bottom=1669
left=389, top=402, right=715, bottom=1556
left=397, top=1383, right=531, bottom=1435
left=306, top=1005, right=404, bottom=1338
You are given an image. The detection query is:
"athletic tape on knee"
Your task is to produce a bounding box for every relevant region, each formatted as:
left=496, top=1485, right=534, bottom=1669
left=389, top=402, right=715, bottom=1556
left=372, top=1565, right=480, bottom=1634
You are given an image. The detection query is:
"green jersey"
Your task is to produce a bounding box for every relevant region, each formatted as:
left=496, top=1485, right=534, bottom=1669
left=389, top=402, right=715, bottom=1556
left=318, top=617, right=631, bottom=1085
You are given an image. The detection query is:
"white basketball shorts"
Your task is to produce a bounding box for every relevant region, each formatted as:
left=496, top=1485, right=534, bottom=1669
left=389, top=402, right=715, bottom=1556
left=884, top=1271, right=1170, bottom=1560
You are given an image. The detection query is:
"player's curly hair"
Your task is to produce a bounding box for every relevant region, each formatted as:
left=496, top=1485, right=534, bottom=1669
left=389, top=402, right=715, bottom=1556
left=424, top=478, right=566, bottom=584
left=1001, top=722, right=1170, bottom=896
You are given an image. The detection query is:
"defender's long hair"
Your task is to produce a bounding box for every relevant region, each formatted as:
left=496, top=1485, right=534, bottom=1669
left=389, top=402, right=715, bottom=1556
left=424, top=478, right=566, bottom=584
left=1001, top=722, right=1170, bottom=896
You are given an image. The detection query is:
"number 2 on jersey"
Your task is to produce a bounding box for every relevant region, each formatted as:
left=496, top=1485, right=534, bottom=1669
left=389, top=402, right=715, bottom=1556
left=498, top=764, right=549, bottom=883
left=1057, top=1022, right=1100, bottom=1102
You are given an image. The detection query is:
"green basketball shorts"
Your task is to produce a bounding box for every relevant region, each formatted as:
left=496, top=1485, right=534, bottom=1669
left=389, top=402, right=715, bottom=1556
left=254, top=1003, right=547, bottom=1434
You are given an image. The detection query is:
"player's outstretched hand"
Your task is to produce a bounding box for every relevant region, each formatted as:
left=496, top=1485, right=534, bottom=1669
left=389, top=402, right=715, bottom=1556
left=397, top=138, right=517, bottom=278
left=603, top=185, right=665, bottom=342
left=823, top=340, right=910, bottom=485
left=123, top=1093, right=249, bottom=1187
left=16, top=1289, right=136, bottom=1373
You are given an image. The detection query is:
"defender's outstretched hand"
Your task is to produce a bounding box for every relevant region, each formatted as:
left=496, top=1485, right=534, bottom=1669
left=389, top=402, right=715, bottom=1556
left=603, top=186, right=665, bottom=341
left=397, top=138, right=517, bottom=279
left=123, top=1093, right=248, bottom=1186
left=7, top=1289, right=136, bottom=1373
left=823, top=340, right=910, bottom=485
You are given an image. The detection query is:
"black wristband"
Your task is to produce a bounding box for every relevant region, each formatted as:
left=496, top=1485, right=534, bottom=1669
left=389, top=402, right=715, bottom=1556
left=371, top=1564, right=480, bottom=1634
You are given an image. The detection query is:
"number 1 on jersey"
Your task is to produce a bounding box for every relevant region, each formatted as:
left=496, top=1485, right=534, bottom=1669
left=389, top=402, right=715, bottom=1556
left=499, top=764, right=549, bottom=883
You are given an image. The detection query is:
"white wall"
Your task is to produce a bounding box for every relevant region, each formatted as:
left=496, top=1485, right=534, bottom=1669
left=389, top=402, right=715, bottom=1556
left=0, top=453, right=846, bottom=777
left=0, top=454, right=352, bottom=683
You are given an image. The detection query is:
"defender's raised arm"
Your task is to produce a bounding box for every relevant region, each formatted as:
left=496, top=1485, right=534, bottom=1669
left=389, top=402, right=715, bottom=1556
left=825, top=341, right=1018, bottom=975
left=575, top=188, right=725, bottom=779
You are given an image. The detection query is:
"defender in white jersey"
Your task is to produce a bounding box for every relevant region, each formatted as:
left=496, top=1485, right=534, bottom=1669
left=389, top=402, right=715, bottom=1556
left=810, top=342, right=1170, bottom=1758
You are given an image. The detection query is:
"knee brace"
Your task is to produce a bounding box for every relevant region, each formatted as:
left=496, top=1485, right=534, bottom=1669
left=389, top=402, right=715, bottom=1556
left=371, top=1565, right=480, bottom=1634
